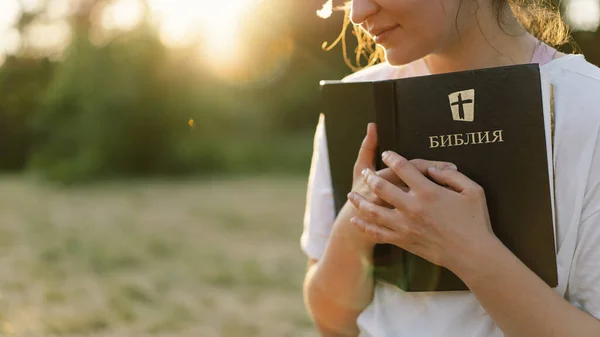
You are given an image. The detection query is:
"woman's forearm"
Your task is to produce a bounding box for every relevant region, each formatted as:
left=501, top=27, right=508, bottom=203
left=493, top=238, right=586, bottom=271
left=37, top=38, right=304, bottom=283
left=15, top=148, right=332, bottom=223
left=452, top=236, right=600, bottom=337
left=304, top=202, right=376, bottom=337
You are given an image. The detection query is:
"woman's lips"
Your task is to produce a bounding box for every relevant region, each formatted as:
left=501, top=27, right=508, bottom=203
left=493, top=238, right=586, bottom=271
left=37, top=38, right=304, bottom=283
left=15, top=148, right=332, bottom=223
left=373, top=25, right=399, bottom=44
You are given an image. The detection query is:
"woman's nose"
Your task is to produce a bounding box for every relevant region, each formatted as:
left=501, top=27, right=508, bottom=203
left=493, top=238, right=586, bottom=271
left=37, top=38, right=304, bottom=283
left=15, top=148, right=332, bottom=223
left=350, top=0, right=380, bottom=25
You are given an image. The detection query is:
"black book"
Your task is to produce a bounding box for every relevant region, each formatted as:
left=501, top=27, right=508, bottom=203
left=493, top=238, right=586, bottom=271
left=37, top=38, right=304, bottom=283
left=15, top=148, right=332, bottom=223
left=320, top=63, right=558, bottom=292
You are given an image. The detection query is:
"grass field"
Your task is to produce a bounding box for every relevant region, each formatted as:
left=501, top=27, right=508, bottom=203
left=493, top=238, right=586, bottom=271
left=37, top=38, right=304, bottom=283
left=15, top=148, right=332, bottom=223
left=0, top=174, right=318, bottom=336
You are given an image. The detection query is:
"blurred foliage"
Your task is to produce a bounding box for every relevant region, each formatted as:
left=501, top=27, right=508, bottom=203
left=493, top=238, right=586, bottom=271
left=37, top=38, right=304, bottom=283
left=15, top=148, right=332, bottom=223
left=0, top=0, right=597, bottom=183
left=0, top=56, right=53, bottom=171
left=0, top=0, right=349, bottom=183
left=29, top=27, right=185, bottom=181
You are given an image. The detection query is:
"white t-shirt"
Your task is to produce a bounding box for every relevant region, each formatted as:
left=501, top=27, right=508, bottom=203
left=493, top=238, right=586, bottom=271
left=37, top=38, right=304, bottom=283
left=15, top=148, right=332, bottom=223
left=301, top=54, right=600, bottom=337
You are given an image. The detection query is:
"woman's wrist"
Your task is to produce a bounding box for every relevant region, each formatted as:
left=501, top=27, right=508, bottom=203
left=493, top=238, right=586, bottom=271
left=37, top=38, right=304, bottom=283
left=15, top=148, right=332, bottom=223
left=332, top=201, right=377, bottom=254
left=447, top=233, right=507, bottom=285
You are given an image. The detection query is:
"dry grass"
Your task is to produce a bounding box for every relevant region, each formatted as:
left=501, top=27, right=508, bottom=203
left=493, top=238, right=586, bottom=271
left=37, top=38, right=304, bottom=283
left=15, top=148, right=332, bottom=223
left=0, top=174, right=318, bottom=337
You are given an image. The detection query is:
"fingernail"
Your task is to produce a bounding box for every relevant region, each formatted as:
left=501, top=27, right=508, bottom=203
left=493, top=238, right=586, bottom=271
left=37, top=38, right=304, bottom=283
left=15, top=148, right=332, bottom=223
left=361, top=168, right=369, bottom=177
left=382, top=151, right=390, bottom=160
left=448, top=164, right=458, bottom=170
left=347, top=192, right=354, bottom=200
left=428, top=166, right=440, bottom=173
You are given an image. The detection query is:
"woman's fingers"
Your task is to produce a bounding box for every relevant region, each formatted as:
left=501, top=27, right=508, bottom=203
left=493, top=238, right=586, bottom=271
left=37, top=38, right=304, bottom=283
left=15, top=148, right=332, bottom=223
left=361, top=168, right=411, bottom=209
left=375, top=160, right=457, bottom=188
left=350, top=216, right=395, bottom=244
left=371, top=160, right=459, bottom=205
left=375, top=168, right=406, bottom=190
left=353, top=123, right=378, bottom=178
left=410, top=159, right=457, bottom=173
left=382, top=151, right=434, bottom=191
left=427, top=167, right=481, bottom=195
left=347, top=191, right=396, bottom=228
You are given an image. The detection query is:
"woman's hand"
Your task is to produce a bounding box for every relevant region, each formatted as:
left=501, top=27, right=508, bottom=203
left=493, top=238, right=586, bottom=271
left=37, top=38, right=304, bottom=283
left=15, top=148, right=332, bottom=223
left=347, top=150, right=497, bottom=272
left=339, top=124, right=459, bottom=248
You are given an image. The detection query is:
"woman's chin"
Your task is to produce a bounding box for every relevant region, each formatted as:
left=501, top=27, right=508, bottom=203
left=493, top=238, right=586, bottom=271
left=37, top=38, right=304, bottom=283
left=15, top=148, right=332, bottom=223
left=383, top=46, right=425, bottom=67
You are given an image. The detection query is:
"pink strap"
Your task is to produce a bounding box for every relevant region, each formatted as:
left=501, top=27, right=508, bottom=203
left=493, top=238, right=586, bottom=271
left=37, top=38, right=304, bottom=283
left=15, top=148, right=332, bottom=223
left=531, top=42, right=556, bottom=66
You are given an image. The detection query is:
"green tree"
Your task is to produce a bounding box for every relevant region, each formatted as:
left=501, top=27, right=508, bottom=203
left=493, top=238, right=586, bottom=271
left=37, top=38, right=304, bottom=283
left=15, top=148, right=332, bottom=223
left=28, top=26, right=200, bottom=182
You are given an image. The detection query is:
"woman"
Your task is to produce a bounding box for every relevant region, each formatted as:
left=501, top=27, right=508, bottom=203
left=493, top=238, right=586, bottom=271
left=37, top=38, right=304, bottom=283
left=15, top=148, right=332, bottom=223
left=301, top=0, right=600, bottom=336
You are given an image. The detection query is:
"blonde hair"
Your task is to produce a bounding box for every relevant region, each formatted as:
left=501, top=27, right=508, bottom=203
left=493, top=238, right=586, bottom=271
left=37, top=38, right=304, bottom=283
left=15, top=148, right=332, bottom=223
left=321, top=0, right=573, bottom=71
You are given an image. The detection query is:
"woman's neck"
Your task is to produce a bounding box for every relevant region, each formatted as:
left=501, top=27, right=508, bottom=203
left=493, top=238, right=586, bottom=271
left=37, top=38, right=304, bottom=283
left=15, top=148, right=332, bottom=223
left=422, top=3, right=539, bottom=74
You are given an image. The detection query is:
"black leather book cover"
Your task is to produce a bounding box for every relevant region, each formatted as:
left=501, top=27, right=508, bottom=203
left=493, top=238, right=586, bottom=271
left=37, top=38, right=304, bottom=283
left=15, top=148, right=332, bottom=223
left=320, top=63, right=558, bottom=292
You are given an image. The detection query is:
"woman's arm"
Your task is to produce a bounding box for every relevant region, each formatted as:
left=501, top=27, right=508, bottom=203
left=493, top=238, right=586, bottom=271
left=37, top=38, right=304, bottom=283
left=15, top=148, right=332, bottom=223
left=302, top=122, right=383, bottom=336
left=303, top=124, right=457, bottom=336
left=452, top=233, right=600, bottom=337
left=303, top=202, right=376, bottom=337
left=347, top=151, right=600, bottom=337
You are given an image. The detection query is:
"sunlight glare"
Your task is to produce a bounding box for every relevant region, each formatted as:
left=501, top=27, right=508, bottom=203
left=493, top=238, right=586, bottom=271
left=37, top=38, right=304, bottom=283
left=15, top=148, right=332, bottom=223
left=159, top=18, right=193, bottom=47
left=565, top=0, right=600, bottom=31
left=0, top=0, right=21, bottom=31
left=20, top=0, right=44, bottom=12
left=45, top=0, right=75, bottom=21
left=197, top=1, right=255, bottom=58
left=24, top=20, right=71, bottom=53
left=101, top=0, right=144, bottom=31
left=149, top=2, right=199, bottom=47
left=0, top=28, right=21, bottom=55
left=148, top=0, right=256, bottom=64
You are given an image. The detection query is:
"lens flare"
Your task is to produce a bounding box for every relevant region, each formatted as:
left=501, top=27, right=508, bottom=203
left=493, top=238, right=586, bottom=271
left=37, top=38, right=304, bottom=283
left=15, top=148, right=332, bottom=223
left=565, top=0, right=600, bottom=31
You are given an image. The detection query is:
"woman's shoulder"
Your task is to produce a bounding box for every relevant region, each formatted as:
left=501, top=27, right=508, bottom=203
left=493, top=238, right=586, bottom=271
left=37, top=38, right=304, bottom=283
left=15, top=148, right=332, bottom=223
left=545, top=54, right=600, bottom=123
left=544, top=54, right=600, bottom=90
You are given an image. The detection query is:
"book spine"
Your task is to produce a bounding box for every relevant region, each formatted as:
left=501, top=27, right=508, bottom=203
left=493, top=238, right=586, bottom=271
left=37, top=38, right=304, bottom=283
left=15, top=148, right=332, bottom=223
left=372, top=81, right=409, bottom=291
left=373, top=81, right=397, bottom=169
left=392, top=81, right=399, bottom=158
